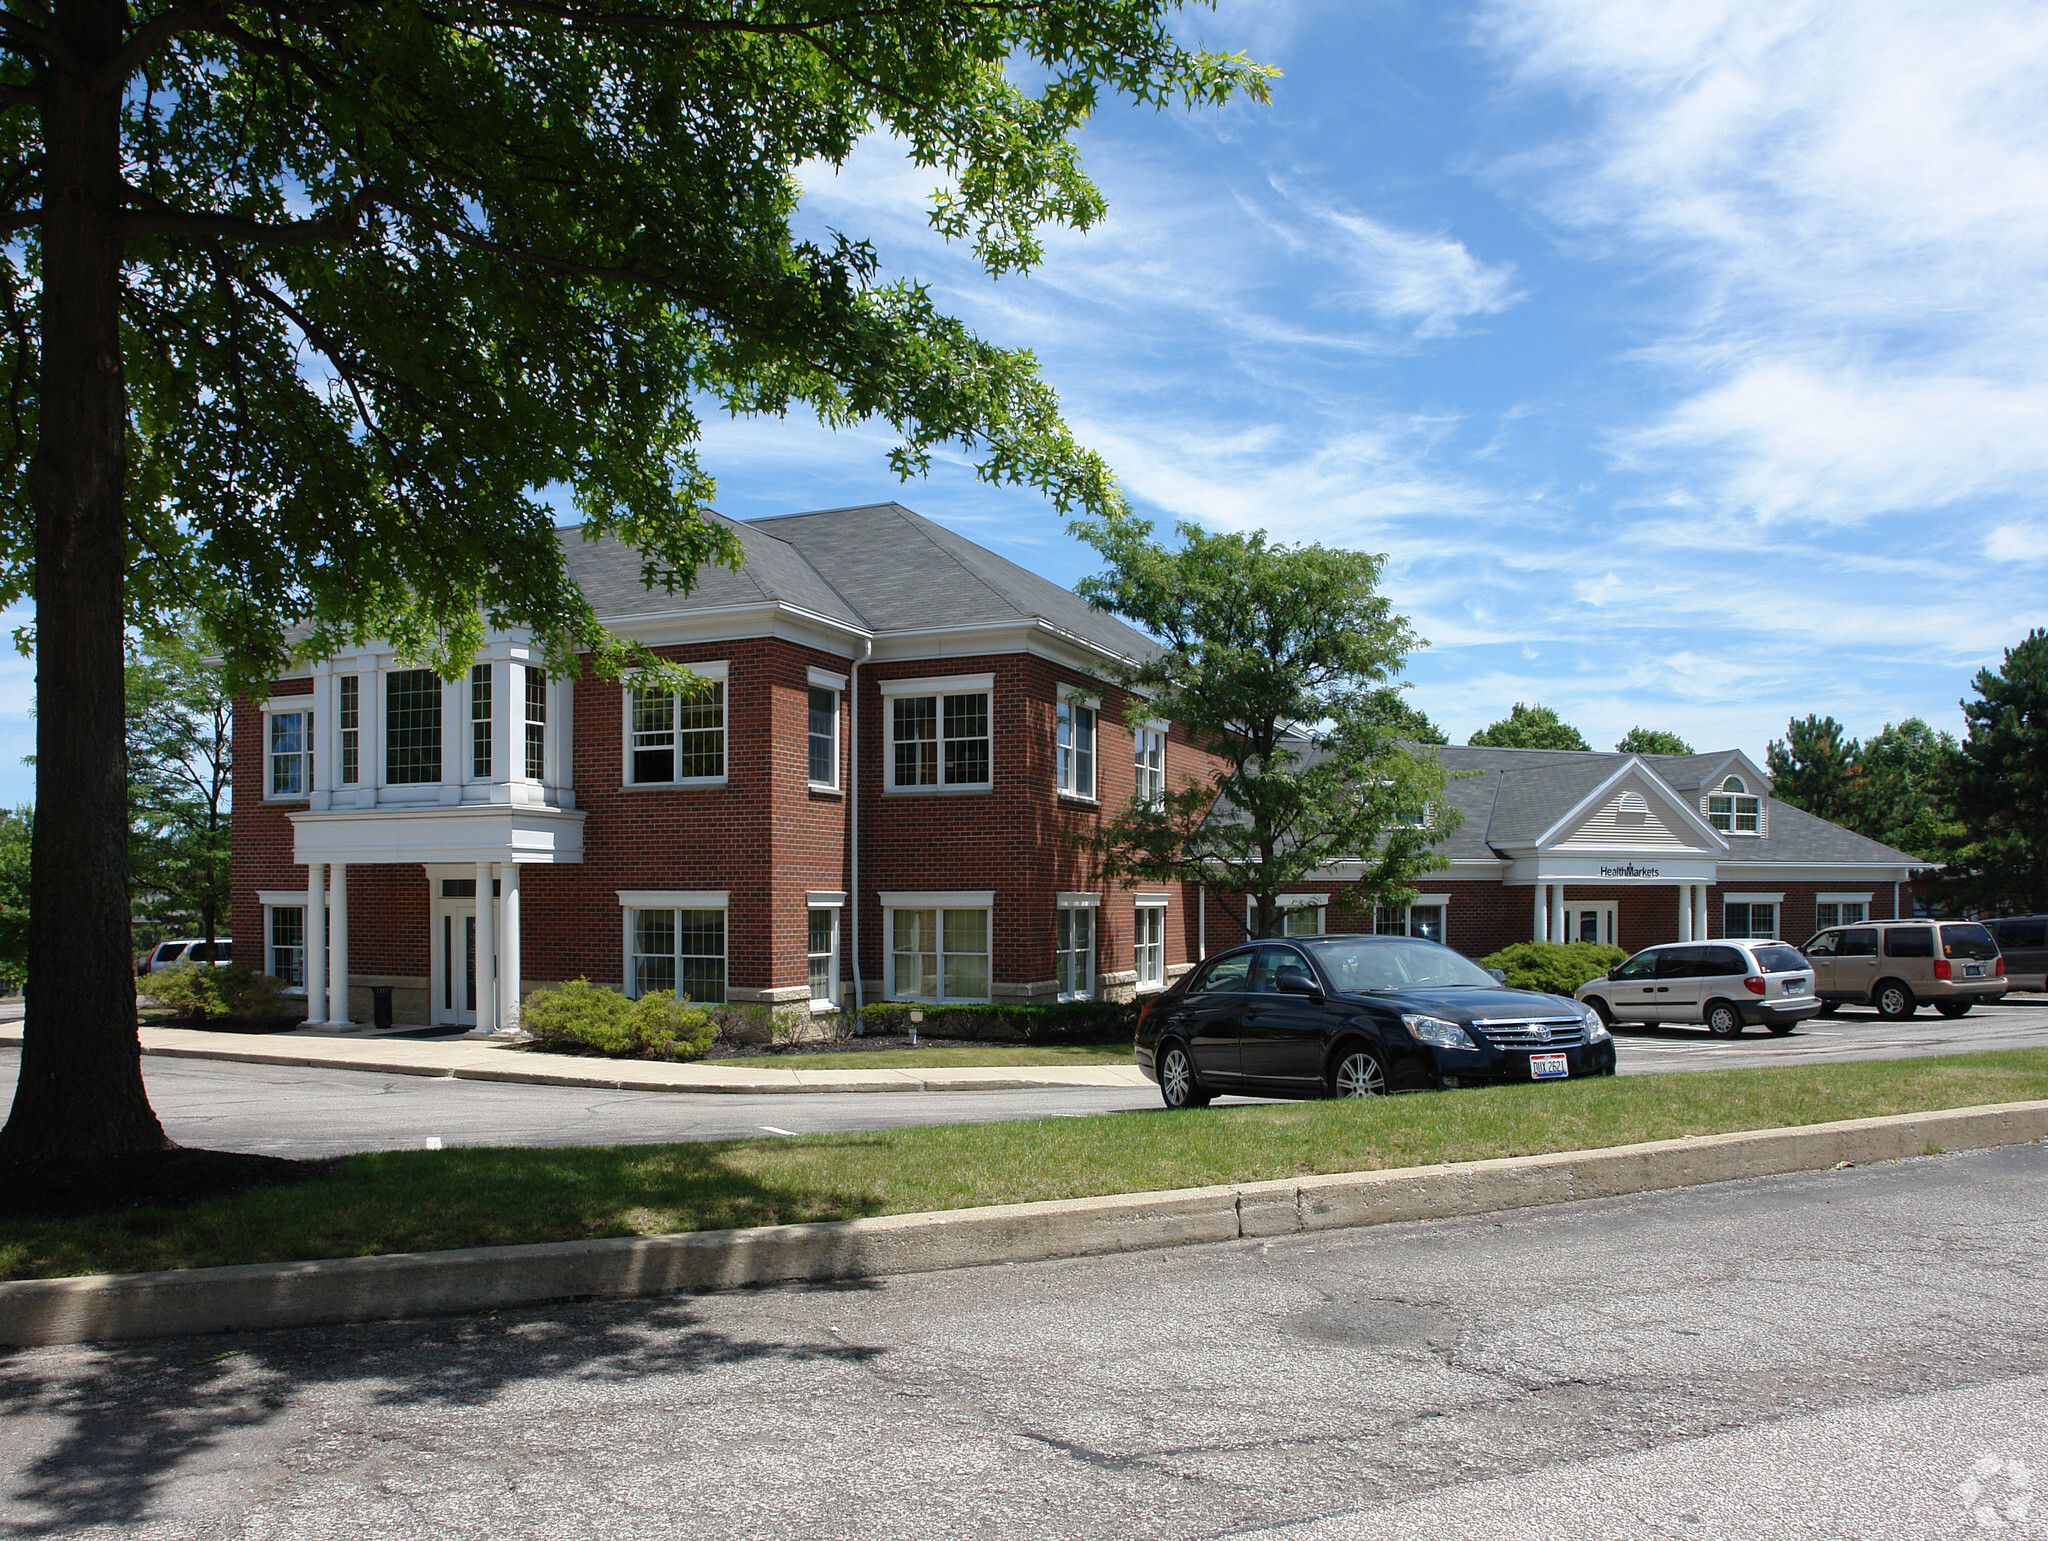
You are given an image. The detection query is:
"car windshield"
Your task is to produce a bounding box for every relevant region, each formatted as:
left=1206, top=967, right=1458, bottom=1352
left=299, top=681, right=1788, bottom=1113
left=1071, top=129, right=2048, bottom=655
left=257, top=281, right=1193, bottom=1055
left=1305, top=938, right=1500, bottom=993
left=1751, top=944, right=1808, bottom=973
left=1941, top=923, right=1999, bottom=961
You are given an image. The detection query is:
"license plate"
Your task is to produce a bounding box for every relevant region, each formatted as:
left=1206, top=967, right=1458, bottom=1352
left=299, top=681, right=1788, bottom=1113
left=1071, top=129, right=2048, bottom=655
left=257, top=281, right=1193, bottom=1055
left=1782, top=977, right=1807, bottom=994
left=1531, top=1053, right=1569, bottom=1080
left=1966, top=964, right=1983, bottom=977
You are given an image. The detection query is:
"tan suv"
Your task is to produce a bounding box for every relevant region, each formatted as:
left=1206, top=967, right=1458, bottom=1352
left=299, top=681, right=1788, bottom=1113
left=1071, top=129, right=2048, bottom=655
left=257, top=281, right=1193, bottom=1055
left=1801, top=921, right=2006, bottom=1019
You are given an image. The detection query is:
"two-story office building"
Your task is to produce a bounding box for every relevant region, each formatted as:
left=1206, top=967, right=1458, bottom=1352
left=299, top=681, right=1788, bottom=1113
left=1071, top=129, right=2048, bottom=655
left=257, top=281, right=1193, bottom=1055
left=232, top=502, right=1226, bottom=1029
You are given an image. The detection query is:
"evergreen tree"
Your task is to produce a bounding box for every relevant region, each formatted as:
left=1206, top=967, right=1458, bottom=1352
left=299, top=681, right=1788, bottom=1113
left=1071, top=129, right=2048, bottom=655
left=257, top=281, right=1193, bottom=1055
left=1950, top=629, right=2048, bottom=912
left=1766, top=714, right=1858, bottom=826
left=1846, top=718, right=1963, bottom=865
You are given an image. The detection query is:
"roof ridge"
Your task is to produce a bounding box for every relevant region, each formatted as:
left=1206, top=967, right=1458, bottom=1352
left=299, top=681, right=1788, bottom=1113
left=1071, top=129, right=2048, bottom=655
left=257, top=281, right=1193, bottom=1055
left=882, top=505, right=1019, bottom=618
left=743, top=513, right=874, bottom=630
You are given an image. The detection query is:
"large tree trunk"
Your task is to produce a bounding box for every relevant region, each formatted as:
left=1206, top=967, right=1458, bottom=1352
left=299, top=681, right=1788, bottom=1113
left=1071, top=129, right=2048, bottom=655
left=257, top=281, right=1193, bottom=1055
left=0, top=0, right=169, bottom=1165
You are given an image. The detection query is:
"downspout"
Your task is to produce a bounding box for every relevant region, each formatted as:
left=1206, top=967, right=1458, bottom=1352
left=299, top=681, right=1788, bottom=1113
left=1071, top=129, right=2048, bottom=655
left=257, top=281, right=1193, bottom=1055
left=850, top=636, right=872, bottom=1033
left=1197, top=884, right=1206, bottom=961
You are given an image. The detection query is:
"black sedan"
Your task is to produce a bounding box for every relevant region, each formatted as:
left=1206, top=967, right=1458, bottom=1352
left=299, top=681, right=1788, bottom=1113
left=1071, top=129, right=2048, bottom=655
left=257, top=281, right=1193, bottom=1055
left=1134, top=934, right=1617, bottom=1108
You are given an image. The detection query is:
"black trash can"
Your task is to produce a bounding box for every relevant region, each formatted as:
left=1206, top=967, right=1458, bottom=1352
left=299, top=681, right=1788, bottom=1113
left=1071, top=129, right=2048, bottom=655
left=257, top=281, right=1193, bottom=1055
left=370, top=985, right=395, bottom=1032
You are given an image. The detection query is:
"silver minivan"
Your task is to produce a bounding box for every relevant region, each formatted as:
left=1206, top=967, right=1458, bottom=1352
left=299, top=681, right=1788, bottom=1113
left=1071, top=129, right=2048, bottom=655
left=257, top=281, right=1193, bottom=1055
left=1577, top=940, right=1822, bottom=1037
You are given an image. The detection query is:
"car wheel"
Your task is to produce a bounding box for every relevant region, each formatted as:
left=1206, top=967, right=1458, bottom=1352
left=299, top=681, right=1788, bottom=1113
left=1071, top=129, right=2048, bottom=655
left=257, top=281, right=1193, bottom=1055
left=1818, top=1001, right=1841, bottom=1017
left=1935, top=1000, right=1974, bottom=1019
left=1874, top=980, right=1916, bottom=1020
left=1584, top=996, right=1616, bottom=1027
left=1766, top=1021, right=1796, bottom=1035
left=1705, top=1001, right=1744, bottom=1037
left=1330, top=1045, right=1388, bottom=1099
left=1157, top=1040, right=1210, bottom=1110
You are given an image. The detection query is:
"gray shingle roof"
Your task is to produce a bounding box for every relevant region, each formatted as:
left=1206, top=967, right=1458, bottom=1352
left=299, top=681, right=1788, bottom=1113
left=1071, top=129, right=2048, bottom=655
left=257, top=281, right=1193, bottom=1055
left=562, top=502, right=1154, bottom=660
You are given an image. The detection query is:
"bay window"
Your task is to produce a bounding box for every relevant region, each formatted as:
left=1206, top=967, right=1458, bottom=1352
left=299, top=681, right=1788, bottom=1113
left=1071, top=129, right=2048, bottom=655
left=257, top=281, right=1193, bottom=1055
left=385, top=669, right=441, bottom=784
left=470, top=664, right=492, bottom=779
left=524, top=667, right=548, bottom=780
left=337, top=676, right=359, bottom=785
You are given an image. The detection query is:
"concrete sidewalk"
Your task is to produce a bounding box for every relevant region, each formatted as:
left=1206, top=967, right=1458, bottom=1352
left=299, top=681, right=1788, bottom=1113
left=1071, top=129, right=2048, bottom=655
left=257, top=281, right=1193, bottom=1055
left=0, top=1022, right=1151, bottom=1095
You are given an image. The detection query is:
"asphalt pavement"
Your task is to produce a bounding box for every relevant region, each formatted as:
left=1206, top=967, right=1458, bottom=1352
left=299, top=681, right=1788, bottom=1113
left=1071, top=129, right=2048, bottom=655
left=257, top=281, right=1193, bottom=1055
left=5, top=1140, right=2043, bottom=1538
left=1, top=999, right=2045, bottom=1156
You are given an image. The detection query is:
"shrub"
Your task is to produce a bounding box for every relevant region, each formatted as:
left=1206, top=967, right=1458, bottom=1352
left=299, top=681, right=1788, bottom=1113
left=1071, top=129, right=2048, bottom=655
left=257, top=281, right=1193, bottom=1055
left=1478, top=940, right=1628, bottom=997
left=143, top=961, right=289, bottom=1021
left=522, top=979, right=715, bottom=1061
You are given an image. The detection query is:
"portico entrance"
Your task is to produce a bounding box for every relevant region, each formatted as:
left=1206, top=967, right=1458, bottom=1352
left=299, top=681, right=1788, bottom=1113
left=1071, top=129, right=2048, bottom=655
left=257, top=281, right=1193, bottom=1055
left=431, top=877, right=497, bottom=1029
left=1564, top=901, right=1617, bottom=948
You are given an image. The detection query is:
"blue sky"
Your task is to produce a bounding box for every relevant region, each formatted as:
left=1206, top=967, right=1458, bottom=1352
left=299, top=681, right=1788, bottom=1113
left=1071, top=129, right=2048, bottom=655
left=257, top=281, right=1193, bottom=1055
left=5, top=0, right=2044, bottom=804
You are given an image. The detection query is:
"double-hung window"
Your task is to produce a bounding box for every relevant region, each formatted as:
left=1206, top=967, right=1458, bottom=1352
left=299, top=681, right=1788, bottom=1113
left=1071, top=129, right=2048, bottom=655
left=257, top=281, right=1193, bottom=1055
left=1056, top=699, right=1096, bottom=798
left=889, top=905, right=990, bottom=1001
left=386, top=669, right=442, bottom=784
left=1375, top=901, right=1446, bottom=944
left=470, top=665, right=492, bottom=779
left=1252, top=896, right=1325, bottom=938
left=337, top=676, right=359, bottom=786
left=1134, top=900, right=1166, bottom=990
left=1055, top=901, right=1096, bottom=999
left=268, top=706, right=313, bottom=796
left=524, top=668, right=548, bottom=780
left=627, top=904, right=726, bottom=1002
left=1134, top=727, right=1165, bottom=809
left=267, top=905, right=305, bottom=986
left=1816, top=898, right=1868, bottom=929
left=1724, top=901, right=1778, bottom=940
left=629, top=669, right=726, bottom=784
left=808, top=687, right=840, bottom=788
left=886, top=677, right=992, bottom=790
left=1708, top=776, right=1761, bottom=833
left=807, top=903, right=840, bottom=1006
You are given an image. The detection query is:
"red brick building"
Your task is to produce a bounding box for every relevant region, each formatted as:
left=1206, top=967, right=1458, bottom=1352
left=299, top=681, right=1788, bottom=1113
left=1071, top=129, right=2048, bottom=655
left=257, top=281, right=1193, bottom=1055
left=232, top=503, right=1228, bottom=1028
left=230, top=501, right=1928, bottom=1030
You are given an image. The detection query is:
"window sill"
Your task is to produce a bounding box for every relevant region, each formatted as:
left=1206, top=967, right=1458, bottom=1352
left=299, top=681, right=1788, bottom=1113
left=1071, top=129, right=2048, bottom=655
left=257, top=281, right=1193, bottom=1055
left=623, top=777, right=728, bottom=791
left=883, top=784, right=991, bottom=797
left=262, top=795, right=312, bottom=805
left=809, top=998, right=840, bottom=1014
left=1134, top=981, right=1165, bottom=995
left=1057, top=992, right=1096, bottom=1004
left=1056, top=790, right=1100, bottom=806
left=807, top=782, right=844, bottom=798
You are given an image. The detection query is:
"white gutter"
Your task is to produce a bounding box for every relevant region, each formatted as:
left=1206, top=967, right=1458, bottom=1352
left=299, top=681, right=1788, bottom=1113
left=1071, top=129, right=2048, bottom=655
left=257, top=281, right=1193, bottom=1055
left=850, top=635, right=873, bottom=1031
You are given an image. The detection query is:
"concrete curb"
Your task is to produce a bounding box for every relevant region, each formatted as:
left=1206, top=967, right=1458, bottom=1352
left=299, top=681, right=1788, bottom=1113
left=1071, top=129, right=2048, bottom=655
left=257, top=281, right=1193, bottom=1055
left=0, top=1024, right=1150, bottom=1096
left=4, top=1099, right=2044, bottom=1349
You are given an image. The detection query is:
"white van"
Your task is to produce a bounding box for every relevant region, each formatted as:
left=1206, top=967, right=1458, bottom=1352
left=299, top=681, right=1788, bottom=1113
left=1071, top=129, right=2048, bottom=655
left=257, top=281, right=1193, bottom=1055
left=1576, top=940, right=1822, bottom=1037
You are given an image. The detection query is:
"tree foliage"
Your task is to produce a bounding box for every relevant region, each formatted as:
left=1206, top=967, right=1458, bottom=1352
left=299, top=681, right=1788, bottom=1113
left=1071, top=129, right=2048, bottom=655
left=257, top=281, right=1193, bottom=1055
left=1070, top=516, right=1454, bottom=940
left=1950, top=628, right=2048, bottom=912
left=0, top=807, right=26, bottom=989
left=1369, top=692, right=1448, bottom=746
left=127, top=621, right=232, bottom=947
left=1468, top=702, right=1590, bottom=752
left=1616, top=727, right=1691, bottom=756
left=1, top=0, right=1274, bottom=683
left=1767, top=712, right=1961, bottom=864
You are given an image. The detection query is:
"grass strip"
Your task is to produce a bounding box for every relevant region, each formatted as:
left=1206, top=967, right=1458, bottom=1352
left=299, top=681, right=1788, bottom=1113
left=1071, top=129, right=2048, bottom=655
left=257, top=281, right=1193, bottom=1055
left=5, top=1049, right=2046, bottom=1282
left=697, top=1042, right=1133, bottom=1070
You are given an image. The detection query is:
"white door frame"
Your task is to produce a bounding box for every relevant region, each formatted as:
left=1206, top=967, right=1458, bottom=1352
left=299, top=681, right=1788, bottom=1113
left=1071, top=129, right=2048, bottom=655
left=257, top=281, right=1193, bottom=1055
left=431, top=891, right=477, bottom=1027
left=1565, top=901, right=1618, bottom=948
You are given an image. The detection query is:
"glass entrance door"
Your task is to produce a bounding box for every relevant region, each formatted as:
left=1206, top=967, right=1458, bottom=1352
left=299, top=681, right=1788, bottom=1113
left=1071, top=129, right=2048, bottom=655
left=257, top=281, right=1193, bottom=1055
left=432, top=901, right=477, bottom=1027
left=1567, top=903, right=1618, bottom=948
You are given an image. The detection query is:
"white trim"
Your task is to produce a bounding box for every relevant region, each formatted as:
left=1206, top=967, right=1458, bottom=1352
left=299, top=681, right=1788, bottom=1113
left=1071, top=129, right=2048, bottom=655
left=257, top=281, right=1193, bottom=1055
left=259, top=695, right=314, bottom=717
left=622, top=665, right=729, bottom=788
left=1056, top=891, right=1101, bottom=909
left=806, top=891, right=847, bottom=908
left=878, top=672, right=994, bottom=697
left=1144, top=718, right=1171, bottom=735
left=807, top=666, right=849, bottom=691
left=1062, top=689, right=1103, bottom=710
left=1133, top=893, right=1169, bottom=907
left=616, top=889, right=729, bottom=909
left=1721, top=892, right=1784, bottom=903
left=257, top=889, right=315, bottom=909
left=1533, top=758, right=1728, bottom=851
left=1817, top=891, right=1873, bottom=904
left=879, top=890, right=995, bottom=909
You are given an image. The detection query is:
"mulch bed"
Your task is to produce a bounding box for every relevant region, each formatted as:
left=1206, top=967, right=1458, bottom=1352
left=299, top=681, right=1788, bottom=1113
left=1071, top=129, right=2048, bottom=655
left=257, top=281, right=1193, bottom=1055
left=0, top=1148, right=328, bottom=1221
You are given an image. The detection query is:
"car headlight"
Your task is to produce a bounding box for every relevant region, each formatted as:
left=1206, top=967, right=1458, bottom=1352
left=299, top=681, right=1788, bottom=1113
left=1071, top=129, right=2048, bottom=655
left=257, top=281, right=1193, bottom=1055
left=1578, top=1002, right=1611, bottom=1043
left=1403, top=1013, right=1476, bottom=1051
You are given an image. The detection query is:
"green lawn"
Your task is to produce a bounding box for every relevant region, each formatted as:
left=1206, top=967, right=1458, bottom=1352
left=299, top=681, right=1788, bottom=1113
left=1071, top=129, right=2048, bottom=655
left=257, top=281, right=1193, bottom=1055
left=707, top=1042, right=1134, bottom=1070
left=5, top=1049, right=2045, bottom=1282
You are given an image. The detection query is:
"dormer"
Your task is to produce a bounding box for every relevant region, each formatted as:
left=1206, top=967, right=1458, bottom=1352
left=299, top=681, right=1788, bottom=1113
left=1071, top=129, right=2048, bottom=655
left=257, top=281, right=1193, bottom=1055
left=1705, top=773, right=1766, bottom=836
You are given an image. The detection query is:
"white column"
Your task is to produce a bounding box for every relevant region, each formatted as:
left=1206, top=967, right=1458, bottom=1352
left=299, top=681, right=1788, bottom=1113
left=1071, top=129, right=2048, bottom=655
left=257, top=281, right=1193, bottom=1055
left=305, top=862, right=327, bottom=1026
left=499, top=863, right=521, bottom=1034
left=1533, top=884, right=1549, bottom=942
left=327, top=863, right=351, bottom=1026
left=1549, top=885, right=1566, bottom=946
left=474, top=861, right=496, bottom=1031
left=1695, top=884, right=1711, bottom=941
left=1677, top=885, right=1693, bottom=941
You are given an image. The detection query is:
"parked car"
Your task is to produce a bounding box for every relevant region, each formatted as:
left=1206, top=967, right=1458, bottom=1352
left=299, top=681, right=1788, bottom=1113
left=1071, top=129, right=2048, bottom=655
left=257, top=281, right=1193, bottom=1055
left=1799, top=920, right=2005, bottom=1019
left=1576, top=940, right=1822, bottom=1037
left=1135, top=934, right=1616, bottom=1109
left=137, top=938, right=234, bottom=975
left=1989, top=916, right=2047, bottom=992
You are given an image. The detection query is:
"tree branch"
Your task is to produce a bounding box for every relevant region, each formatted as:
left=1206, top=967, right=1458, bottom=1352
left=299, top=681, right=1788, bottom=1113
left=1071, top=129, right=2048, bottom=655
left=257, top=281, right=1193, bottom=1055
left=122, top=184, right=386, bottom=247
left=92, top=2, right=209, bottom=91
left=0, top=12, right=78, bottom=73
